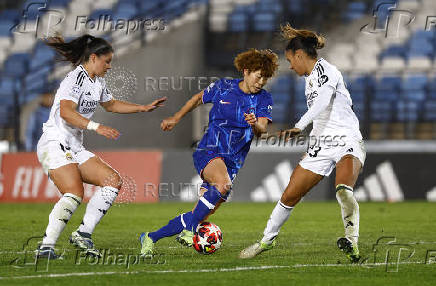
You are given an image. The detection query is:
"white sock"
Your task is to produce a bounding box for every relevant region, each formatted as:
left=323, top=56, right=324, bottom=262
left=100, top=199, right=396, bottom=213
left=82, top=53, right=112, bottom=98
left=42, top=193, right=82, bottom=247
left=78, top=186, right=119, bottom=234
left=336, top=184, right=359, bottom=245
left=261, top=201, right=294, bottom=243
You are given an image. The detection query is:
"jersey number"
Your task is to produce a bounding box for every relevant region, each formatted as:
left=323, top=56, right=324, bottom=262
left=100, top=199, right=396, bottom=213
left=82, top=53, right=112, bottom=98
left=308, top=146, right=321, bottom=158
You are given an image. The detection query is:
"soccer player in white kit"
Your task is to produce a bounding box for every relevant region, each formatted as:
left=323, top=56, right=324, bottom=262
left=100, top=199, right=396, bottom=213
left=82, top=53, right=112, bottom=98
left=240, top=24, right=366, bottom=262
left=35, top=34, right=166, bottom=259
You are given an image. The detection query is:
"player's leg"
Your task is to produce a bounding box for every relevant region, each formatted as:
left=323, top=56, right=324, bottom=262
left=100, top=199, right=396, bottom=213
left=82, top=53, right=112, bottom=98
left=39, top=163, right=84, bottom=259
left=185, top=158, right=231, bottom=231
left=240, top=164, right=323, bottom=258
left=71, top=156, right=121, bottom=255
left=335, top=154, right=362, bottom=262
left=144, top=158, right=230, bottom=251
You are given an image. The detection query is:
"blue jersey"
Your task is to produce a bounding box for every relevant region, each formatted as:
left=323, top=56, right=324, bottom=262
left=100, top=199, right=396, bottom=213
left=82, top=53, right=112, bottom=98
left=195, top=78, right=273, bottom=170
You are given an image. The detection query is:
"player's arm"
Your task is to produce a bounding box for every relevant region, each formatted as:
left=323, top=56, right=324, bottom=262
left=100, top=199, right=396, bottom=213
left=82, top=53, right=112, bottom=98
left=100, top=97, right=166, bottom=114
left=161, top=90, right=204, bottom=131
left=60, top=100, right=120, bottom=140
left=244, top=114, right=269, bottom=137
left=294, top=85, right=334, bottom=131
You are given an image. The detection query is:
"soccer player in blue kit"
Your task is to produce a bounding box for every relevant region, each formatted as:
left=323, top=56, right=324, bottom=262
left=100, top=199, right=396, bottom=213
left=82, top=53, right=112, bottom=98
left=139, top=49, right=279, bottom=255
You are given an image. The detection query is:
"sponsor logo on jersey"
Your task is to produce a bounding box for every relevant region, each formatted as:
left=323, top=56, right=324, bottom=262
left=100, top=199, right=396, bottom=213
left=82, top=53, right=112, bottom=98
left=79, top=93, right=98, bottom=114
left=219, top=100, right=231, bottom=104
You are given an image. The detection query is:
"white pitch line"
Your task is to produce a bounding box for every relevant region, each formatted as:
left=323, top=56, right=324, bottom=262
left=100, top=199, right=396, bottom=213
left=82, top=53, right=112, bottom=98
left=0, top=266, right=290, bottom=280
left=292, top=261, right=425, bottom=268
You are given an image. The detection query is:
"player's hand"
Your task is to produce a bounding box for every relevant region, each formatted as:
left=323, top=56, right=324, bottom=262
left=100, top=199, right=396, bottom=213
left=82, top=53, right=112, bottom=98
left=161, top=116, right=179, bottom=131
left=96, top=124, right=120, bottom=140
left=278, top=128, right=301, bottom=140
left=141, top=97, right=167, bottom=112
left=244, top=112, right=257, bottom=126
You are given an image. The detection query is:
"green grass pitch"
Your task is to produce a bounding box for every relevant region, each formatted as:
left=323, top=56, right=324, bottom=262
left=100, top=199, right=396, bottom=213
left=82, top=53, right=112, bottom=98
left=0, top=202, right=435, bottom=285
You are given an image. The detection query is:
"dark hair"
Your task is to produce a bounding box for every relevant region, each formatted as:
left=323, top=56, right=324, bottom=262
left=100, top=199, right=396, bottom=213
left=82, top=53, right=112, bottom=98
left=45, top=34, right=113, bottom=66
left=281, top=23, right=325, bottom=59
left=234, top=48, right=279, bottom=78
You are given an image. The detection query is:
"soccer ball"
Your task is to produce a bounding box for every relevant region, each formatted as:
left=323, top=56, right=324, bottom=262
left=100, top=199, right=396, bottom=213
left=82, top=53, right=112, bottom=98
left=193, top=222, right=223, bottom=254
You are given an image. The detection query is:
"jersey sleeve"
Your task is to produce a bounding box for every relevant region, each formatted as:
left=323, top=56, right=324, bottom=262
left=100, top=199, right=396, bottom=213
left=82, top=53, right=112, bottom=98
left=295, top=67, right=339, bottom=130
left=256, top=92, right=273, bottom=122
left=99, top=79, right=113, bottom=103
left=58, top=73, right=83, bottom=104
left=202, top=79, right=222, bottom=104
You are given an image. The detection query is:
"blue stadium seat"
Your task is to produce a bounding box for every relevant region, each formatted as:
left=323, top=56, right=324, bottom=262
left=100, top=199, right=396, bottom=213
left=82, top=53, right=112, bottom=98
left=423, top=100, right=436, bottom=121
left=253, top=12, right=276, bottom=31
left=228, top=12, right=248, bottom=32
left=407, top=41, right=434, bottom=58
left=30, top=44, right=56, bottom=71
left=138, top=0, right=162, bottom=13
left=410, top=30, right=434, bottom=42
left=0, top=20, right=15, bottom=36
left=348, top=75, right=368, bottom=91
left=373, top=76, right=401, bottom=101
left=294, top=102, right=307, bottom=121
left=379, top=45, right=406, bottom=60
left=400, top=74, right=427, bottom=101
left=257, top=0, right=282, bottom=13
left=352, top=101, right=365, bottom=121
left=162, top=0, right=188, bottom=20
left=272, top=103, right=290, bottom=123
left=0, top=105, right=11, bottom=126
left=271, top=92, right=290, bottom=104
left=89, top=9, right=114, bottom=21
left=370, top=101, right=392, bottom=122
left=396, top=100, right=419, bottom=122
left=2, top=53, right=30, bottom=77
left=343, top=2, right=367, bottom=22
left=0, top=77, right=18, bottom=106
left=116, top=1, right=137, bottom=15
left=47, top=0, right=70, bottom=9
left=24, top=65, right=51, bottom=92
left=286, top=0, right=304, bottom=13
left=351, top=90, right=365, bottom=103
left=401, top=74, right=428, bottom=90
left=0, top=9, right=20, bottom=21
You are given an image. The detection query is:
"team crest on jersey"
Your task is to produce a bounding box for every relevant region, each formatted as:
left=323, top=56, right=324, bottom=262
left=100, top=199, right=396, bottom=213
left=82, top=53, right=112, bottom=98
left=318, top=75, right=329, bottom=87
left=72, top=84, right=81, bottom=96
left=65, top=152, right=73, bottom=161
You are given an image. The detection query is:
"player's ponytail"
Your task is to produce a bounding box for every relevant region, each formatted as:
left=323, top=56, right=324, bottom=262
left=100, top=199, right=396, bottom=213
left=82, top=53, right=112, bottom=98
left=45, top=34, right=113, bottom=66
left=281, top=23, right=325, bottom=58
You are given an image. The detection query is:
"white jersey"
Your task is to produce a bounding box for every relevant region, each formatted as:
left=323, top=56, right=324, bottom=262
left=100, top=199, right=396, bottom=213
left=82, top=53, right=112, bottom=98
left=295, top=58, right=362, bottom=144
left=42, top=65, right=113, bottom=152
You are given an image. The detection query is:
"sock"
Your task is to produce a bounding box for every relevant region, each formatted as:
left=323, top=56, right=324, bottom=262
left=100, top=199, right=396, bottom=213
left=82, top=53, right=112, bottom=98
left=186, top=184, right=223, bottom=232
left=148, top=212, right=193, bottom=243
left=336, top=184, right=359, bottom=245
left=78, top=186, right=118, bottom=235
left=41, top=193, right=82, bottom=247
left=261, top=200, right=294, bottom=243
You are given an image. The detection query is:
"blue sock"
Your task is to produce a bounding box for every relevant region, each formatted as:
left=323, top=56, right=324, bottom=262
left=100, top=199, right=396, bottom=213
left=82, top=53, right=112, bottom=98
left=148, top=212, right=193, bottom=243
left=186, top=184, right=223, bottom=232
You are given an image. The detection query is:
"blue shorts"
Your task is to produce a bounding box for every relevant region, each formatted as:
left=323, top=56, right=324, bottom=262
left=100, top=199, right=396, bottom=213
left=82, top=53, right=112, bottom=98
left=193, top=149, right=239, bottom=182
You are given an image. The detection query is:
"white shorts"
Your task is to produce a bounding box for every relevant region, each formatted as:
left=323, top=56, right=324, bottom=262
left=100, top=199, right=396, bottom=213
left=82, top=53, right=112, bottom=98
left=299, top=140, right=366, bottom=176
left=37, top=133, right=95, bottom=175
